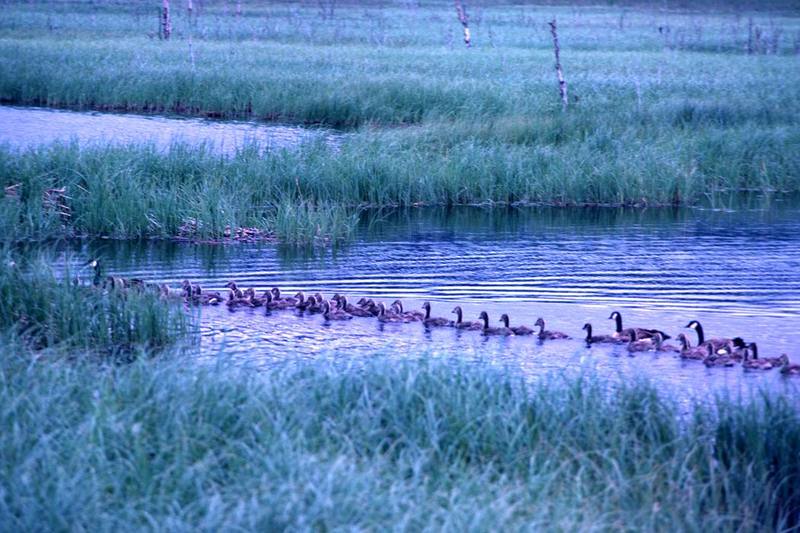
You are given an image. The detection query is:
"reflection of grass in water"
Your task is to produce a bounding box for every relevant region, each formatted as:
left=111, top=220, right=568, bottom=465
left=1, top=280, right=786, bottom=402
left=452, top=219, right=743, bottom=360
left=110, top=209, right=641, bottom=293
left=0, top=253, right=187, bottom=355
left=1, top=354, right=798, bottom=530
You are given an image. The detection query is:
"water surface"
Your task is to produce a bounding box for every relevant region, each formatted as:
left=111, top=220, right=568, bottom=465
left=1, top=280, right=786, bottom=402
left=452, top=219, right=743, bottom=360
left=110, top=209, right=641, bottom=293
left=64, top=205, right=800, bottom=401
left=0, top=105, right=340, bottom=153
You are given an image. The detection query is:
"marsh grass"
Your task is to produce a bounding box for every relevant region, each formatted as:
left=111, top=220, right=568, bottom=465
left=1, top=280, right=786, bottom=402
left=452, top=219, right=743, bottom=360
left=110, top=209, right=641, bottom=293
left=0, top=353, right=797, bottom=530
left=1, top=1, right=799, bottom=242
left=0, top=252, right=186, bottom=354
left=1, top=127, right=798, bottom=243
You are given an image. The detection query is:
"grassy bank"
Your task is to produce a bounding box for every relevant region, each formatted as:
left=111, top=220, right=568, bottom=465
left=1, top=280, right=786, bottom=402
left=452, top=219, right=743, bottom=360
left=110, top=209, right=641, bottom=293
left=1, top=127, right=798, bottom=242
left=1, top=353, right=798, bottom=530
left=0, top=252, right=187, bottom=355
left=0, top=1, right=798, bottom=244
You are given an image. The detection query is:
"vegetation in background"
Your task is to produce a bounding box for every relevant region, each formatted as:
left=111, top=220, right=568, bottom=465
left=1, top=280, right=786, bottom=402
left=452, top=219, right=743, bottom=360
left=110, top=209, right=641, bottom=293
left=0, top=354, right=798, bottom=530
left=0, top=1, right=799, bottom=241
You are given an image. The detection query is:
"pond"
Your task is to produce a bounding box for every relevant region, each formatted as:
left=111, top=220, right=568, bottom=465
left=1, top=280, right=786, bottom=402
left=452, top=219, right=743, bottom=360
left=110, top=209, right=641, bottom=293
left=0, top=105, right=340, bottom=154
left=62, top=204, right=800, bottom=400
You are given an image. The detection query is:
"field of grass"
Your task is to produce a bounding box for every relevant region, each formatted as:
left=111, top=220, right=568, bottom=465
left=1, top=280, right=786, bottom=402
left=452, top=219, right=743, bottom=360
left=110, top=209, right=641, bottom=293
left=1, top=1, right=799, bottom=242
left=1, top=350, right=799, bottom=530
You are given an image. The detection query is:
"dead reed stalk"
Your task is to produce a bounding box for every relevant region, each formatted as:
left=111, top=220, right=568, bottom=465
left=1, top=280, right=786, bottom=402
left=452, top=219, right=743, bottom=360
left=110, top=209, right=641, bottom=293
left=548, top=18, right=568, bottom=110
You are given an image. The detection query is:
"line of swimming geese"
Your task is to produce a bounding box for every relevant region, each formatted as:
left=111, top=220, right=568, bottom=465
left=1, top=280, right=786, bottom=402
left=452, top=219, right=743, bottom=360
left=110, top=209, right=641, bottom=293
left=175, top=279, right=800, bottom=376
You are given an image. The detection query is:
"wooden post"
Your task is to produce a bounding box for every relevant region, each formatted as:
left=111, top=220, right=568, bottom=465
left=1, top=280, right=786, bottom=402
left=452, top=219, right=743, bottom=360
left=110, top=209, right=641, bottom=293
left=548, top=18, right=568, bottom=110
left=454, top=1, right=471, bottom=48
left=161, top=0, right=172, bottom=40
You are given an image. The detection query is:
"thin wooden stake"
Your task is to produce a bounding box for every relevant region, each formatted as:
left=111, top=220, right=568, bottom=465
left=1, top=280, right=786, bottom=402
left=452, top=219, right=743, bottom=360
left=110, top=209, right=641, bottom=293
left=161, top=0, right=172, bottom=40
left=454, top=1, right=471, bottom=48
left=548, top=18, right=568, bottom=110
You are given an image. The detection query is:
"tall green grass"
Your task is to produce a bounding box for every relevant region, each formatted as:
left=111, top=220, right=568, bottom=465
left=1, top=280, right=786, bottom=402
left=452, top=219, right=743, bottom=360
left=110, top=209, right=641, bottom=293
left=1, top=129, right=798, bottom=242
left=0, top=353, right=797, bottom=530
left=0, top=252, right=187, bottom=354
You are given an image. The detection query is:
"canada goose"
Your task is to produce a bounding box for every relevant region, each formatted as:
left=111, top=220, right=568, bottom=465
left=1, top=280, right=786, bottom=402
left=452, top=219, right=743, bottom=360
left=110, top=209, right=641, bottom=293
left=729, top=337, right=748, bottom=361
left=651, top=332, right=678, bottom=352
left=676, top=333, right=711, bottom=360
left=478, top=311, right=513, bottom=336
left=535, top=318, right=570, bottom=340
left=704, top=353, right=737, bottom=368
left=104, top=275, right=126, bottom=291
left=271, top=287, right=298, bottom=306
left=322, top=300, right=352, bottom=321
left=255, top=289, right=290, bottom=309
left=243, top=288, right=264, bottom=307
left=202, top=291, right=223, bottom=306
left=294, top=291, right=312, bottom=311
left=779, top=354, right=800, bottom=375
left=451, top=306, right=482, bottom=330
left=392, top=300, right=425, bottom=321
left=86, top=258, right=102, bottom=286
left=685, top=321, right=733, bottom=353
left=626, top=329, right=653, bottom=353
left=582, top=323, right=618, bottom=344
left=377, top=302, right=405, bottom=323
left=499, top=314, right=534, bottom=335
left=745, top=343, right=785, bottom=366
left=608, top=311, right=670, bottom=340
left=340, top=296, right=373, bottom=318
left=422, top=302, right=453, bottom=327
left=181, top=280, right=194, bottom=299
left=225, top=281, right=243, bottom=300
left=742, top=345, right=775, bottom=370
left=360, top=299, right=381, bottom=317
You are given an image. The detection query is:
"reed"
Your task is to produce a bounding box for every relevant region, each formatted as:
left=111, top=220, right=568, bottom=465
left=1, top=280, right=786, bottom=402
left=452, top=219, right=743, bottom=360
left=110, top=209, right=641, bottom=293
left=1, top=127, right=798, bottom=243
left=0, top=354, right=797, bottom=530
left=0, top=252, right=187, bottom=354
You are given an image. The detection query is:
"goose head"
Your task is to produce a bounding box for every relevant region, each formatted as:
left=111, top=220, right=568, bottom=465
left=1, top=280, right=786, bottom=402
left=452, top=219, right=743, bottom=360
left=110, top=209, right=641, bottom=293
left=499, top=314, right=510, bottom=328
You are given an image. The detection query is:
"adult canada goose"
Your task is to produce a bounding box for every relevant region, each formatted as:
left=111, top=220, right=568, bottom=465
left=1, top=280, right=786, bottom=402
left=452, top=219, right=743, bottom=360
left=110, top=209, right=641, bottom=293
left=499, top=314, right=534, bottom=335
left=535, top=318, right=570, bottom=340
left=582, top=323, right=618, bottom=344
left=391, top=300, right=425, bottom=321
left=626, top=329, right=653, bottom=353
left=451, top=306, right=482, bottom=330
left=608, top=311, right=670, bottom=340
left=422, top=302, right=453, bottom=327
left=377, top=302, right=405, bottom=323
left=779, top=355, right=800, bottom=375
left=478, top=311, right=513, bottom=336
left=86, top=259, right=103, bottom=287
left=676, top=334, right=712, bottom=360
left=340, top=296, right=373, bottom=318
left=322, top=300, right=352, bottom=321
left=685, top=321, right=733, bottom=353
